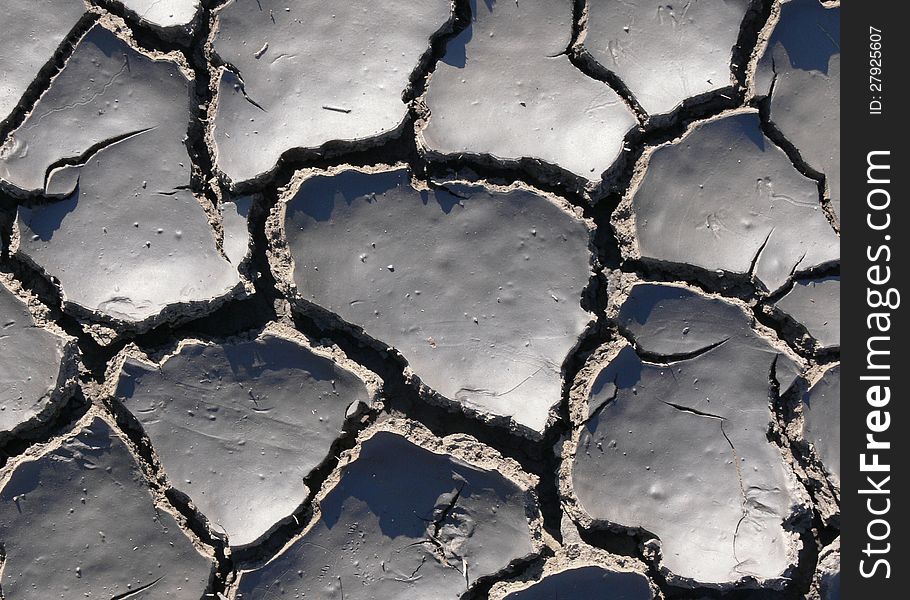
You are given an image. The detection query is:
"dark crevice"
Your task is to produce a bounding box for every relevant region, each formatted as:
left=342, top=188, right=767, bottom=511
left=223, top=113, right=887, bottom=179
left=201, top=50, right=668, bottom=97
left=753, top=90, right=839, bottom=235
left=0, top=0, right=837, bottom=595
left=38, top=127, right=156, bottom=196
left=90, top=0, right=201, bottom=46
left=636, top=337, right=730, bottom=365
left=403, top=0, right=471, bottom=103
left=0, top=386, right=91, bottom=470
left=217, top=61, right=267, bottom=112
left=748, top=228, right=775, bottom=280
left=759, top=362, right=835, bottom=600
left=0, top=194, right=15, bottom=260
left=662, top=400, right=726, bottom=421
left=1, top=255, right=121, bottom=381
left=101, top=391, right=234, bottom=595
left=732, top=0, right=777, bottom=90
left=755, top=305, right=840, bottom=364
left=570, top=0, right=648, bottom=124
left=460, top=552, right=552, bottom=600
left=622, top=258, right=763, bottom=301
left=752, top=266, right=840, bottom=362
left=108, top=576, right=163, bottom=600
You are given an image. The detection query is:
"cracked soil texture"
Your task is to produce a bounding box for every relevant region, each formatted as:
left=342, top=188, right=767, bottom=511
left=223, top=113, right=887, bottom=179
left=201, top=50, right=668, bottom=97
left=0, top=0, right=839, bottom=598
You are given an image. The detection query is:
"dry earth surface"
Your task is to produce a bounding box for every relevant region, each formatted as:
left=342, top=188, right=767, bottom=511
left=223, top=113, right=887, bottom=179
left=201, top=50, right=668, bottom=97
left=0, top=1, right=839, bottom=598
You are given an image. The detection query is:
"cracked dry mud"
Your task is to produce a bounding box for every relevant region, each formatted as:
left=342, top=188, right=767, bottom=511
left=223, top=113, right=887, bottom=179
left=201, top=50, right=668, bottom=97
left=421, top=0, right=637, bottom=183
left=272, top=167, right=593, bottom=435
left=564, top=283, right=807, bottom=587
left=0, top=278, right=77, bottom=442
left=1, top=0, right=839, bottom=598
left=583, top=0, right=752, bottom=117
left=235, top=421, right=541, bottom=599
left=110, top=325, right=380, bottom=549
left=754, top=0, right=840, bottom=219
left=0, top=416, right=213, bottom=598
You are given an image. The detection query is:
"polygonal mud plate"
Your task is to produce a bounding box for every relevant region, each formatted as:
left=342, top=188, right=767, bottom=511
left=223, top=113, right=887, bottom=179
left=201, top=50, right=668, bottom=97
left=233, top=419, right=543, bottom=599
left=112, top=0, right=201, bottom=39
left=0, top=0, right=87, bottom=126
left=269, top=166, right=594, bottom=436
left=583, top=0, right=751, bottom=116
left=0, top=278, right=78, bottom=443
left=110, top=323, right=381, bottom=548
left=421, top=0, right=637, bottom=183
left=773, top=277, right=839, bottom=350
left=488, top=544, right=655, bottom=600
left=1, top=24, right=251, bottom=334
left=208, top=0, right=453, bottom=186
left=0, top=416, right=213, bottom=598
left=754, top=0, right=840, bottom=218
left=618, top=110, right=838, bottom=293
left=562, top=282, right=809, bottom=588
left=800, top=364, right=840, bottom=485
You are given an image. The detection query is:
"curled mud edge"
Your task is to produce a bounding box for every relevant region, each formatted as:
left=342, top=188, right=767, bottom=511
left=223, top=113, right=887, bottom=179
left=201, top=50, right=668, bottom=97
left=488, top=541, right=658, bottom=599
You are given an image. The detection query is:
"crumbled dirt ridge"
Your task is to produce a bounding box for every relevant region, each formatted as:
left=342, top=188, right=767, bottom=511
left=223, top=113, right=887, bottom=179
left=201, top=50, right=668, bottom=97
left=1, top=17, right=254, bottom=341
left=489, top=543, right=657, bottom=600
left=808, top=537, right=840, bottom=600
left=418, top=0, right=637, bottom=186
left=267, top=164, right=596, bottom=439
left=230, top=417, right=546, bottom=599
left=206, top=0, right=455, bottom=188
left=0, top=273, right=79, bottom=443
left=793, top=363, right=840, bottom=490
left=560, top=281, right=812, bottom=590
left=101, top=321, right=383, bottom=550
left=0, top=410, right=214, bottom=598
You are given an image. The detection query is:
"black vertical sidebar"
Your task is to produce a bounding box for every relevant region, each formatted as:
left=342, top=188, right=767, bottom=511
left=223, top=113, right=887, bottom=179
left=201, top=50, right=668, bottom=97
left=842, top=1, right=908, bottom=596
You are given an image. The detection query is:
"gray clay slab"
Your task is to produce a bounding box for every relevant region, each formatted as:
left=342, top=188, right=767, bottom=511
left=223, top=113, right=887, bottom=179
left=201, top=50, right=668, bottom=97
left=0, top=417, right=212, bottom=598
left=236, top=430, right=535, bottom=599
left=117, top=0, right=200, bottom=30
left=775, top=277, right=839, bottom=349
left=209, top=0, right=452, bottom=184
left=1, top=25, right=245, bottom=326
left=802, top=365, right=840, bottom=483
left=422, top=0, right=637, bottom=181
left=584, top=0, right=750, bottom=116
left=573, top=284, right=802, bottom=585
left=280, top=168, right=593, bottom=433
left=0, top=0, right=86, bottom=125
left=756, top=0, right=840, bottom=218
left=502, top=566, right=653, bottom=600
left=115, top=331, right=373, bottom=547
left=630, top=112, right=838, bottom=292
left=0, top=283, right=74, bottom=441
